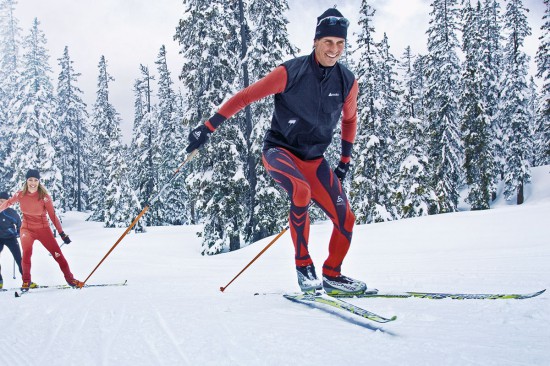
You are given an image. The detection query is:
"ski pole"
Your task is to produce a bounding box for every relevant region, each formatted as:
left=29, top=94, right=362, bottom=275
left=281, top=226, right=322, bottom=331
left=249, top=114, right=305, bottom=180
left=220, top=226, right=288, bottom=292
left=80, top=149, right=199, bottom=288
left=219, top=202, right=315, bottom=292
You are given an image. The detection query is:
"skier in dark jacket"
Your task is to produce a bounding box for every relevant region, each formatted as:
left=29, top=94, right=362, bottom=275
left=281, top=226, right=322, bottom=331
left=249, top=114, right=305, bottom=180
left=0, top=191, right=23, bottom=289
left=186, top=8, right=372, bottom=295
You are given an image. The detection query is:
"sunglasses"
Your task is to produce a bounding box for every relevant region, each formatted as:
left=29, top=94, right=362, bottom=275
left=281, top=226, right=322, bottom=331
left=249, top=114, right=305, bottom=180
left=316, top=16, right=350, bottom=28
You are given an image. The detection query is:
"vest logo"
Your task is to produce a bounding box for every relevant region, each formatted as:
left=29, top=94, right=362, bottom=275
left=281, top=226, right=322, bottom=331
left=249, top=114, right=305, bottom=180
left=288, top=119, right=297, bottom=125
left=336, top=196, right=345, bottom=206
left=328, top=93, right=340, bottom=97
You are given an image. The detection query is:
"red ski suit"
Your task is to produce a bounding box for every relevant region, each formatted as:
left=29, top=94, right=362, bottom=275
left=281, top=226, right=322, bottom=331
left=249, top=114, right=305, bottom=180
left=0, top=191, right=75, bottom=283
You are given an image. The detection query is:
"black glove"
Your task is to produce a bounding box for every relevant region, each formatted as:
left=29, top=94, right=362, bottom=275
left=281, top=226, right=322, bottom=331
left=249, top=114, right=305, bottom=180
left=60, top=231, right=72, bottom=244
left=334, top=161, right=350, bottom=182
left=186, top=124, right=212, bottom=153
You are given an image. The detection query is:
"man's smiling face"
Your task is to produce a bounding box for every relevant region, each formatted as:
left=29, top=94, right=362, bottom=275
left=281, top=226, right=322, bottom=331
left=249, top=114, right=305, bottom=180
left=314, top=36, right=346, bottom=67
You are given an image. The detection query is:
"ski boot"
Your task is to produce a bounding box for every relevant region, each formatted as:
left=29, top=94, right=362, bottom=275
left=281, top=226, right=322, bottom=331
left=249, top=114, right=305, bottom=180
left=296, top=264, right=322, bottom=293
left=322, top=274, right=369, bottom=296
left=67, top=279, right=84, bottom=288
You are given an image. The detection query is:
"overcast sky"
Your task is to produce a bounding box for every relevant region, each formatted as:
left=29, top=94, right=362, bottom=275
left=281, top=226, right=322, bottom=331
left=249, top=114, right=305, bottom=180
left=13, top=0, right=545, bottom=143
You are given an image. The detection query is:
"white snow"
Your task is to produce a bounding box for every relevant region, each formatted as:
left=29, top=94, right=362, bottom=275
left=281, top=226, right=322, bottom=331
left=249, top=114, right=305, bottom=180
left=0, top=166, right=549, bottom=366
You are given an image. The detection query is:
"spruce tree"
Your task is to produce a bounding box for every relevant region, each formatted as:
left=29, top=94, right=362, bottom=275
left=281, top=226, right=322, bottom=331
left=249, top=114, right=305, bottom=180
left=534, top=0, right=550, bottom=166
left=103, top=146, right=142, bottom=229
left=411, top=54, right=429, bottom=122
left=89, top=56, right=126, bottom=222
left=373, top=32, right=400, bottom=219
left=129, top=64, right=160, bottom=226
left=0, top=0, right=21, bottom=190
left=56, top=46, right=90, bottom=211
left=460, top=0, right=494, bottom=210
left=425, top=0, right=463, bottom=214
left=8, top=18, right=62, bottom=212
left=392, top=46, right=435, bottom=218
left=481, top=0, right=504, bottom=200
left=500, top=0, right=532, bottom=204
left=175, top=0, right=249, bottom=254
left=350, top=0, right=381, bottom=223
left=155, top=45, right=189, bottom=225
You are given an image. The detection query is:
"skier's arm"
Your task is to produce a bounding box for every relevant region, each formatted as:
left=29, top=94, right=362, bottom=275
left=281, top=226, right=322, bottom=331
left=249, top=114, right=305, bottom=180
left=205, top=66, right=288, bottom=131
left=44, top=194, right=63, bottom=234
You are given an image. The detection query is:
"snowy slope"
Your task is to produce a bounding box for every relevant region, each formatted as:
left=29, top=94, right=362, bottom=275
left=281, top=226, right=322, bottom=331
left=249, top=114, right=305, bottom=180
left=0, top=166, right=548, bottom=366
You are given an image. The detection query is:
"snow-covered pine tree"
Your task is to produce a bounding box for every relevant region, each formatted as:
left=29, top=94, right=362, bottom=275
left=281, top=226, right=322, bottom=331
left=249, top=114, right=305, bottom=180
left=527, top=77, right=540, bottom=165
left=351, top=1, right=395, bottom=223
left=500, top=0, right=532, bottom=204
left=174, top=0, right=224, bottom=227
left=154, top=45, right=189, bottom=225
left=8, top=18, right=62, bottom=212
left=411, top=54, right=429, bottom=121
left=247, top=0, right=298, bottom=241
left=175, top=0, right=249, bottom=254
left=103, top=142, right=142, bottom=229
left=129, top=64, right=161, bottom=226
left=373, top=32, right=400, bottom=219
left=534, top=0, right=550, bottom=166
left=425, top=0, right=463, bottom=214
left=0, top=0, right=21, bottom=190
left=392, top=46, right=436, bottom=218
left=56, top=46, right=90, bottom=212
left=481, top=0, right=504, bottom=200
left=89, top=55, right=138, bottom=226
left=460, top=0, right=495, bottom=210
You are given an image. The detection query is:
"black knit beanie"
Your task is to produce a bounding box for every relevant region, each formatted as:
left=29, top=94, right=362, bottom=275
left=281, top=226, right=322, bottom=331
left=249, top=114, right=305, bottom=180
left=314, top=8, right=348, bottom=40
left=26, top=169, right=40, bottom=180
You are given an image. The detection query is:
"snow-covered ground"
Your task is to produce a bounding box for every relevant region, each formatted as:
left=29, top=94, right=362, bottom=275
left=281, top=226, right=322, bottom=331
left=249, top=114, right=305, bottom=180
left=1, top=166, right=549, bottom=366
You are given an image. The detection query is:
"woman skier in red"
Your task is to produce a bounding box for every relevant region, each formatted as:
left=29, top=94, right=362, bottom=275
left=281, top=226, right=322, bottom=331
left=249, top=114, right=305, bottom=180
left=0, top=169, right=83, bottom=291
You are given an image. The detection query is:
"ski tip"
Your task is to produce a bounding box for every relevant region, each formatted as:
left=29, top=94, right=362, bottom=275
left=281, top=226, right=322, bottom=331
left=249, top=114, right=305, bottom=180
left=530, top=289, right=546, bottom=297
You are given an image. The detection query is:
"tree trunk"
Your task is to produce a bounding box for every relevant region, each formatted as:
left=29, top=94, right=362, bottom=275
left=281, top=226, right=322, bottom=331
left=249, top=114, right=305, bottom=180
left=517, top=180, right=524, bottom=205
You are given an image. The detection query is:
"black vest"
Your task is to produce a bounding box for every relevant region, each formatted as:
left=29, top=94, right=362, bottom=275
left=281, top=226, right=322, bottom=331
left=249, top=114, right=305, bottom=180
left=263, top=51, right=355, bottom=160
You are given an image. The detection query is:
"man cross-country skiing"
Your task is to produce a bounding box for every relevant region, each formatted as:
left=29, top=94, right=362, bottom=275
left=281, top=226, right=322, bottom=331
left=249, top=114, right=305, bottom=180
left=186, top=7, right=371, bottom=295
